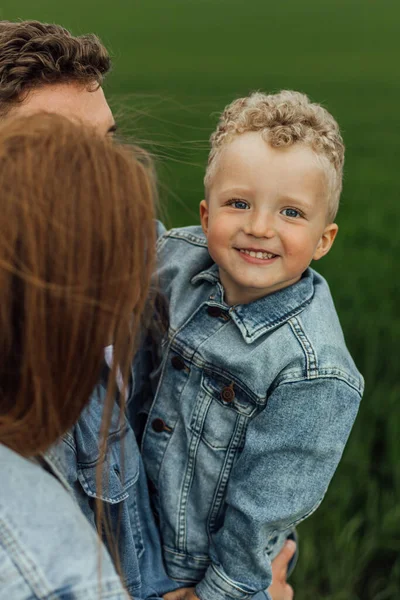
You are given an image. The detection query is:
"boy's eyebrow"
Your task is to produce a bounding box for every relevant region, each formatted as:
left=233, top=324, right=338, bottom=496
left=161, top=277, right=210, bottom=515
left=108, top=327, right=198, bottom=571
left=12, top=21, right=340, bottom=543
left=218, top=186, right=253, bottom=196
left=280, top=196, right=314, bottom=210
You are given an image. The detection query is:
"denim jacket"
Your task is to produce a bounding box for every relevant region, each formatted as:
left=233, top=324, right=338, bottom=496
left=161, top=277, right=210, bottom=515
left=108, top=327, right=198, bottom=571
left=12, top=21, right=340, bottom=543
left=44, top=366, right=177, bottom=600
left=0, top=442, right=127, bottom=600
left=141, top=226, right=364, bottom=600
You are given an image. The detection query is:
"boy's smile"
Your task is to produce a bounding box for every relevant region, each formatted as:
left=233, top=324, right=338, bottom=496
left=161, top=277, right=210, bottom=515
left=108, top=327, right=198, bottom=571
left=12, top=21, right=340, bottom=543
left=200, top=132, right=338, bottom=305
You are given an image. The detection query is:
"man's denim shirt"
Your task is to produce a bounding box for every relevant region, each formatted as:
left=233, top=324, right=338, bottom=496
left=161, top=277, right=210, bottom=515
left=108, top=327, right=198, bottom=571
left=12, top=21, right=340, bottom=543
left=0, top=443, right=127, bottom=600
left=141, top=226, right=364, bottom=600
left=45, top=368, right=177, bottom=600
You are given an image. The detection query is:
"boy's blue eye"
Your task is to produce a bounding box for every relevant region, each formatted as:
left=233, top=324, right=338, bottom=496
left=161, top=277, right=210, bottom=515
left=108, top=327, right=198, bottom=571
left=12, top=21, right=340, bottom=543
left=282, top=208, right=301, bottom=218
left=230, top=199, right=249, bottom=210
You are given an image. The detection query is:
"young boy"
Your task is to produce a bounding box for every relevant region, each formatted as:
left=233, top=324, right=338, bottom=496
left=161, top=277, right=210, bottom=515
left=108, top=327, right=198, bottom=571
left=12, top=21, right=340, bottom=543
left=141, top=91, right=363, bottom=600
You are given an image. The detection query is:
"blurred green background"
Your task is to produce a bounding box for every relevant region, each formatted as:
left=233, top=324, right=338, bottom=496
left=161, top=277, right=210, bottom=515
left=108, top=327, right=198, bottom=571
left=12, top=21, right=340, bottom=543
left=2, top=1, right=399, bottom=598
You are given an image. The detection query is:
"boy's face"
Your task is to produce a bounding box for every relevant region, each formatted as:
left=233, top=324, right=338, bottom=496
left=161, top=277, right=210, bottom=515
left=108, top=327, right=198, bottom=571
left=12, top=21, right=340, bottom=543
left=200, top=132, right=338, bottom=305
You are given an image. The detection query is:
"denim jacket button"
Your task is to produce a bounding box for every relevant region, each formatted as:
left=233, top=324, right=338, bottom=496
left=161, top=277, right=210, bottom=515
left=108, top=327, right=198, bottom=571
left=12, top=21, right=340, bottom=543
left=152, top=418, right=167, bottom=432
left=221, top=386, right=235, bottom=403
left=207, top=305, right=222, bottom=318
left=171, top=355, right=185, bottom=370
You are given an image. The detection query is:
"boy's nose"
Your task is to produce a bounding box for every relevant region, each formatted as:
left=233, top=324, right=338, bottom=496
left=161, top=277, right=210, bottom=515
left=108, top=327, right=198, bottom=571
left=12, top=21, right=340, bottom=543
left=243, top=212, right=275, bottom=238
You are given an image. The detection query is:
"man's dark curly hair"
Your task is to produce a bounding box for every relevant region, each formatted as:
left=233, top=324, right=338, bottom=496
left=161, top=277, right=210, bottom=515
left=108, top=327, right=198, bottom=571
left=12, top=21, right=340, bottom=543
left=0, top=20, right=111, bottom=115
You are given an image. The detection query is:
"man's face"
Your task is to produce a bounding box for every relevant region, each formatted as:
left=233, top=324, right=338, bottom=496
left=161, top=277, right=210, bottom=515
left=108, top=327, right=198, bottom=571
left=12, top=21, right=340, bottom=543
left=9, top=82, right=116, bottom=135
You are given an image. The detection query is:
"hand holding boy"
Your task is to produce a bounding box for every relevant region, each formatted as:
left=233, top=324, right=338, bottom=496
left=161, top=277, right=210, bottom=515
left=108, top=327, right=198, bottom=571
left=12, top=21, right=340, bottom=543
left=163, top=541, right=296, bottom=600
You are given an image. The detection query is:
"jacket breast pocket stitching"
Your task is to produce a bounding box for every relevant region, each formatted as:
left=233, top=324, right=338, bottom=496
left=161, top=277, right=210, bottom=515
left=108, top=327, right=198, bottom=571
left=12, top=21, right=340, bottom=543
left=201, top=374, right=259, bottom=418
left=77, top=465, right=139, bottom=504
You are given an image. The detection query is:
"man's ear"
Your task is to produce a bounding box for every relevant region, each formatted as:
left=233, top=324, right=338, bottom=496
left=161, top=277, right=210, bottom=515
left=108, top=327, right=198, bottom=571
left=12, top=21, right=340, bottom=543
left=313, top=223, right=339, bottom=260
left=199, top=199, right=209, bottom=235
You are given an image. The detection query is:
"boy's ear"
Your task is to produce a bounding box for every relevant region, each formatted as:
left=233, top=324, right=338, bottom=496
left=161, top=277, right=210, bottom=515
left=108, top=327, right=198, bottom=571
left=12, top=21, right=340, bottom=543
left=313, top=223, right=339, bottom=261
left=199, top=199, right=209, bottom=235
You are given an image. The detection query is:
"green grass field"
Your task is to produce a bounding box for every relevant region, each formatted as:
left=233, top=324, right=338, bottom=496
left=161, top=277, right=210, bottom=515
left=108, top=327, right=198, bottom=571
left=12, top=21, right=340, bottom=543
left=3, top=1, right=399, bottom=597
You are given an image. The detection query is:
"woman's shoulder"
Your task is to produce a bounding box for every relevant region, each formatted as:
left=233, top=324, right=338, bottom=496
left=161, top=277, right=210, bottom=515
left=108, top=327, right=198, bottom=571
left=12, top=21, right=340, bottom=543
left=0, top=444, right=127, bottom=600
left=0, top=442, right=84, bottom=524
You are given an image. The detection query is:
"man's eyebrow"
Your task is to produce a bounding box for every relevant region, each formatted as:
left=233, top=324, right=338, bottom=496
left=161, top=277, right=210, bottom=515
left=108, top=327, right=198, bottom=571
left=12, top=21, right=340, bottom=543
left=107, top=123, right=118, bottom=134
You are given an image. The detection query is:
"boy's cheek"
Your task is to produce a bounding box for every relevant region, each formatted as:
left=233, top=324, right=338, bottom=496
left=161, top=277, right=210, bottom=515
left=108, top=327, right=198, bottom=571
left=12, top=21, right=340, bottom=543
left=207, top=226, right=228, bottom=255
left=208, top=216, right=234, bottom=240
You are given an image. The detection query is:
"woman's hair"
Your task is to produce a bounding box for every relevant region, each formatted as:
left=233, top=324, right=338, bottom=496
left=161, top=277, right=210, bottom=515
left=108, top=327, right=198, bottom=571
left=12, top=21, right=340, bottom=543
left=205, top=90, right=345, bottom=222
left=0, top=20, right=110, bottom=116
left=0, top=113, right=155, bottom=457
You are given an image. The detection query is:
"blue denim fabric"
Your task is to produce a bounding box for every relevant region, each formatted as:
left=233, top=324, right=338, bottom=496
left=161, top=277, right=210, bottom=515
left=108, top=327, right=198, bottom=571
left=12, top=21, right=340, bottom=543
left=140, top=226, right=364, bottom=600
left=45, top=367, right=177, bottom=600
left=0, top=443, right=127, bottom=600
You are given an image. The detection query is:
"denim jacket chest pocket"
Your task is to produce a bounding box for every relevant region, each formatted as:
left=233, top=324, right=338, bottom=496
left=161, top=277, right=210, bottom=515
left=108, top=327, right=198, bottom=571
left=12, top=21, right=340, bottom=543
left=77, top=427, right=140, bottom=503
left=74, top=421, right=144, bottom=594
left=190, top=372, right=260, bottom=451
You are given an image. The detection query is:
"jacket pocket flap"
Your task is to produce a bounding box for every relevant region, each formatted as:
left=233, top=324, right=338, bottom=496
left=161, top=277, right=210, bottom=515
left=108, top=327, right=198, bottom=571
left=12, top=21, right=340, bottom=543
left=202, top=372, right=258, bottom=417
left=77, top=427, right=140, bottom=503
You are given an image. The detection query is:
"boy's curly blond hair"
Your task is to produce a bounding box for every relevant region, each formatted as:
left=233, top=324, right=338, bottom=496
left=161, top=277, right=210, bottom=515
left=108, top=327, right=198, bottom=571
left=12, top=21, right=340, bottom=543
left=0, top=20, right=110, bottom=116
left=205, top=91, right=344, bottom=222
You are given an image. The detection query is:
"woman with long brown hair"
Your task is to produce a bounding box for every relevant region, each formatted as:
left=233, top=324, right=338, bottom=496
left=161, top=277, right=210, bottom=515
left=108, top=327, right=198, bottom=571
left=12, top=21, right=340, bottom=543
left=0, top=113, right=155, bottom=599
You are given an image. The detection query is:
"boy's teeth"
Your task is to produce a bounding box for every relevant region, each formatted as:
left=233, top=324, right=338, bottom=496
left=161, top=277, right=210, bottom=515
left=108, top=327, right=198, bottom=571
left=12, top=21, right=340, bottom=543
left=240, top=249, right=275, bottom=260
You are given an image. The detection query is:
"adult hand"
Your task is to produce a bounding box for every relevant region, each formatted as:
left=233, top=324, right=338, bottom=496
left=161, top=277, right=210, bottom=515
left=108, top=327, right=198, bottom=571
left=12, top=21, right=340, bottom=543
left=164, top=587, right=198, bottom=600
left=268, top=540, right=296, bottom=600
left=163, top=540, right=296, bottom=600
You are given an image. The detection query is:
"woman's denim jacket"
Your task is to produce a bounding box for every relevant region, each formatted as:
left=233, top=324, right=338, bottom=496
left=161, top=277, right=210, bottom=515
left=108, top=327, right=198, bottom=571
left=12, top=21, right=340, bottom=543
left=0, top=443, right=127, bottom=600
left=140, top=226, right=364, bottom=600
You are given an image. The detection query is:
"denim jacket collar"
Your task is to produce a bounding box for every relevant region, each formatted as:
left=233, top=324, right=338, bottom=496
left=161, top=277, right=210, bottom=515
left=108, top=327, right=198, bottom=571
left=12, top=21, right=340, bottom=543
left=192, top=264, right=314, bottom=344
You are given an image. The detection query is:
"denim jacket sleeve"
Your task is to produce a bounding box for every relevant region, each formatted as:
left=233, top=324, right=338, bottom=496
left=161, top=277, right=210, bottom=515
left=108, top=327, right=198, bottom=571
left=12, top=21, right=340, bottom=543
left=195, top=376, right=361, bottom=600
